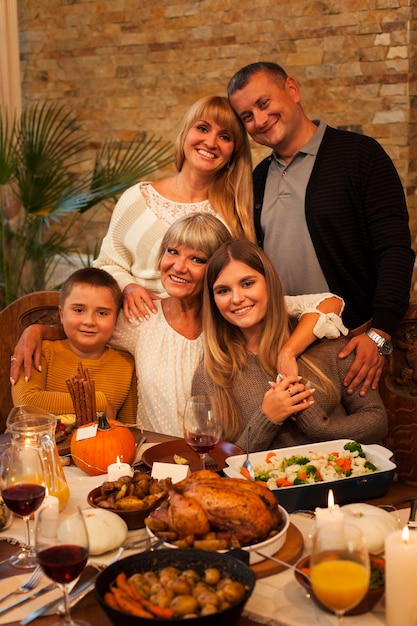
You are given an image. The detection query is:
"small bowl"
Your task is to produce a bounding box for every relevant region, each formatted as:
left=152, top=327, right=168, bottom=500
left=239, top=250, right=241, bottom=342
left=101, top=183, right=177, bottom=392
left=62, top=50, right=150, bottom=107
left=294, top=554, right=385, bottom=616
left=146, top=505, right=289, bottom=565
left=95, top=548, right=255, bottom=626
left=87, top=486, right=162, bottom=531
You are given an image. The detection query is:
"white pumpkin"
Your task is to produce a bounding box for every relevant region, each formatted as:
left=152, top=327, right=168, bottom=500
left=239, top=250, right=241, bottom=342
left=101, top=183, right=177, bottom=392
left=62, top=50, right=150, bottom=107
left=341, top=503, right=399, bottom=554
left=57, top=508, right=128, bottom=555
left=84, top=508, right=128, bottom=554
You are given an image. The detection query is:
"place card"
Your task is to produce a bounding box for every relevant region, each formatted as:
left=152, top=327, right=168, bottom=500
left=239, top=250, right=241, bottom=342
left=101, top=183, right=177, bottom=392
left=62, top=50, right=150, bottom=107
left=151, top=461, right=190, bottom=483
left=74, top=423, right=98, bottom=441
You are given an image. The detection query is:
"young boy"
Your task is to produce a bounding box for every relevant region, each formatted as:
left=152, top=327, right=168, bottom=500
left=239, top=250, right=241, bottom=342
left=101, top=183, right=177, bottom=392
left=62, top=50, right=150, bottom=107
left=11, top=268, right=137, bottom=425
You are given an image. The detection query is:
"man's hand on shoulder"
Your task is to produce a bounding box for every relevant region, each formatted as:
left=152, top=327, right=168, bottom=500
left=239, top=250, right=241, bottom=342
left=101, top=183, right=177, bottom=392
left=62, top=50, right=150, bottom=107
left=338, top=333, right=385, bottom=396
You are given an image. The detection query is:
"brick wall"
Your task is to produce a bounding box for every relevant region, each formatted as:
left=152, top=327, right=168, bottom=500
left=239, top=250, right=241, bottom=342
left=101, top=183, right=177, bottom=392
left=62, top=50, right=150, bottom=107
left=18, top=0, right=417, bottom=298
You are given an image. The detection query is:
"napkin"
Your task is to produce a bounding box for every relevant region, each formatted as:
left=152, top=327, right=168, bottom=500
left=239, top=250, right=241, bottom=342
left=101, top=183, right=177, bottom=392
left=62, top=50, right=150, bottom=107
left=0, top=572, right=62, bottom=625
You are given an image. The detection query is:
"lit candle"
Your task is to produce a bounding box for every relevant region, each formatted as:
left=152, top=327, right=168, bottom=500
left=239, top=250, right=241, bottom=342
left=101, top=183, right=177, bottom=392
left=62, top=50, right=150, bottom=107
left=315, top=489, right=344, bottom=527
left=107, top=456, right=133, bottom=481
left=385, top=526, right=417, bottom=626
left=314, top=489, right=345, bottom=548
left=35, top=492, right=60, bottom=538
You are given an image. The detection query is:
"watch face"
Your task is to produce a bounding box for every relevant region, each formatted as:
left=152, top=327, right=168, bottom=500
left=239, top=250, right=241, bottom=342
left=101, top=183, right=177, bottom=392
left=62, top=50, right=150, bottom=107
left=380, top=340, right=393, bottom=355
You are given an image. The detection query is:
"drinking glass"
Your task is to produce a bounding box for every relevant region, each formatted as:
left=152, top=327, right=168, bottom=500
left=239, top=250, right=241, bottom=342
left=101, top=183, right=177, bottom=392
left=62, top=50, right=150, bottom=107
left=35, top=507, right=90, bottom=626
left=310, top=522, right=370, bottom=624
left=182, top=395, right=222, bottom=469
left=1, top=450, right=46, bottom=568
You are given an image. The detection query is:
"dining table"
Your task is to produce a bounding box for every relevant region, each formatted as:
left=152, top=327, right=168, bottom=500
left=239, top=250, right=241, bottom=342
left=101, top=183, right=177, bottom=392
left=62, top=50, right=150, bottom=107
left=1, top=427, right=417, bottom=626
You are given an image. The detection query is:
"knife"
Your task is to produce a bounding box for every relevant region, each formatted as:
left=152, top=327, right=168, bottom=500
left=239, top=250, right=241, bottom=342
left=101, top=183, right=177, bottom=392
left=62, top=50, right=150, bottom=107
left=20, top=576, right=97, bottom=625
left=20, top=537, right=166, bottom=624
left=0, top=582, right=56, bottom=617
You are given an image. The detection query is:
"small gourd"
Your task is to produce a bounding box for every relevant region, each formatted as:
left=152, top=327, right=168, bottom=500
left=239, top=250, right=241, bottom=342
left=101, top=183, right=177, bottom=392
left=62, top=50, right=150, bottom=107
left=341, top=502, right=399, bottom=553
left=57, top=508, right=128, bottom=555
left=70, top=412, right=136, bottom=476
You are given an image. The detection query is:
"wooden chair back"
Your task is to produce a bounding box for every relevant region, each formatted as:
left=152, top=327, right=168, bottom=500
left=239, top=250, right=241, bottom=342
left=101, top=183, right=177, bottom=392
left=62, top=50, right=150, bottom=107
left=0, top=291, right=60, bottom=433
left=380, top=303, right=417, bottom=483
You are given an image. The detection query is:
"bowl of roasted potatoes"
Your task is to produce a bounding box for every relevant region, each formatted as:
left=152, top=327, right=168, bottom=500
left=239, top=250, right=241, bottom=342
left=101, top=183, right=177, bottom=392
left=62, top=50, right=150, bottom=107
left=95, top=547, right=255, bottom=625
left=87, top=471, right=167, bottom=530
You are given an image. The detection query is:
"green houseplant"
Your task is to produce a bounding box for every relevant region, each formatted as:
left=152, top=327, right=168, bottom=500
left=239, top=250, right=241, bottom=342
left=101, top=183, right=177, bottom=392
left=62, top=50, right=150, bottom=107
left=0, top=102, right=174, bottom=309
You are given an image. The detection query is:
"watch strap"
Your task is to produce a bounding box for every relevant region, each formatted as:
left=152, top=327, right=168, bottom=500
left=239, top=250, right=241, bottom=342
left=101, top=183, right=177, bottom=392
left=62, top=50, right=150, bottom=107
left=365, top=329, right=393, bottom=355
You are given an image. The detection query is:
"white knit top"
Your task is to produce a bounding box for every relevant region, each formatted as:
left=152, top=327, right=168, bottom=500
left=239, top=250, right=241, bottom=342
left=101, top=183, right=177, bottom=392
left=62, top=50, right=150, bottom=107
left=94, top=182, right=214, bottom=295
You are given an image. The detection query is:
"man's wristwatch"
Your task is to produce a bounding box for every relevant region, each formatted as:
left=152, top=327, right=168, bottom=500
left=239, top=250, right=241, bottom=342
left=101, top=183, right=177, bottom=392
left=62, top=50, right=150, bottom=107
left=365, top=329, right=394, bottom=356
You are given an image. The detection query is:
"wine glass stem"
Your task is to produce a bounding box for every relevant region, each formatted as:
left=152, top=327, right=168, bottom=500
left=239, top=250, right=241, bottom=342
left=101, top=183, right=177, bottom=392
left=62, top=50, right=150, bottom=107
left=62, top=584, right=73, bottom=625
left=200, top=453, right=206, bottom=470
left=336, top=611, right=344, bottom=624
left=23, top=516, right=31, bottom=549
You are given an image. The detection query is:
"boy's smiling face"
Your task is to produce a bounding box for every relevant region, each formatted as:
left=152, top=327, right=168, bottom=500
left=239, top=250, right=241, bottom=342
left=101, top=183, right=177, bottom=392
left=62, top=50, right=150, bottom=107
left=59, top=283, right=119, bottom=359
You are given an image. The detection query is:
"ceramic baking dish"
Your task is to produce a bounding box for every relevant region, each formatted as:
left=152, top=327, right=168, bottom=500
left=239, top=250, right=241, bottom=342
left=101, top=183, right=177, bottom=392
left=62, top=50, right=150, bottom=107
left=224, top=439, right=396, bottom=513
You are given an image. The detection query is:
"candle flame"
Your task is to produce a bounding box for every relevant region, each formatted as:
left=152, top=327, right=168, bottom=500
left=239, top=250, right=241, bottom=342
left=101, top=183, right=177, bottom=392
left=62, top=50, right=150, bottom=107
left=402, top=525, right=410, bottom=544
left=327, top=489, right=335, bottom=509
left=116, top=456, right=121, bottom=467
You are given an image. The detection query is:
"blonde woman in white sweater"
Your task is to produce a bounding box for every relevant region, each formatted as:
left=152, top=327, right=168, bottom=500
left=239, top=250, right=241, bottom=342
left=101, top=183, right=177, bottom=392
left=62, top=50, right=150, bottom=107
left=94, top=96, right=255, bottom=323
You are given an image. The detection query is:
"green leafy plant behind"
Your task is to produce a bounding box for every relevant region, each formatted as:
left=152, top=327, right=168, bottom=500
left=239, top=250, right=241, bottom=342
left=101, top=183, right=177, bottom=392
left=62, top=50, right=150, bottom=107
left=0, top=102, right=174, bottom=308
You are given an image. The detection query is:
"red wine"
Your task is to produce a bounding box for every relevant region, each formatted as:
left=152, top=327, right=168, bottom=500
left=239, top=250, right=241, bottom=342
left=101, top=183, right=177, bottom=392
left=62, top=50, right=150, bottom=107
left=185, top=434, right=218, bottom=454
left=38, top=545, right=88, bottom=584
left=2, top=483, right=45, bottom=517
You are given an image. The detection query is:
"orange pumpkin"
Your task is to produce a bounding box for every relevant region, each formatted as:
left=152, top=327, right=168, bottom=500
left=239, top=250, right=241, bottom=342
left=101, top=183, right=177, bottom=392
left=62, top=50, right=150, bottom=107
left=70, top=413, right=136, bottom=476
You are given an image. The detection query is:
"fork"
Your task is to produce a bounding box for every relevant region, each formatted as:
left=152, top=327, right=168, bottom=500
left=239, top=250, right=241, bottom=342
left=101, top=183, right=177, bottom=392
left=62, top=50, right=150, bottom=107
left=0, top=565, right=43, bottom=603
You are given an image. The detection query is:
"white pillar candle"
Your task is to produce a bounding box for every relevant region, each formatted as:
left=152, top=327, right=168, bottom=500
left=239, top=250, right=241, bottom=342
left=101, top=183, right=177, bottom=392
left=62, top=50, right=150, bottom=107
left=385, top=526, right=417, bottom=626
left=107, top=456, right=133, bottom=481
left=314, top=489, right=345, bottom=548
left=35, top=493, right=60, bottom=538
left=315, top=489, right=344, bottom=527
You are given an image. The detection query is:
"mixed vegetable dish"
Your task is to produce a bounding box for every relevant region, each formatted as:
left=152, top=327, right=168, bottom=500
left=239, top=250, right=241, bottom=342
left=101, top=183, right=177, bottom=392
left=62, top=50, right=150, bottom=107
left=253, top=442, right=378, bottom=489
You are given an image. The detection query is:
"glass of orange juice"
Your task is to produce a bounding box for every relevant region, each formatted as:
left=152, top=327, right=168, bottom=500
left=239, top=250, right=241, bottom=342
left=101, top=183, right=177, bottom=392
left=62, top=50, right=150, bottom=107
left=310, top=523, right=370, bottom=623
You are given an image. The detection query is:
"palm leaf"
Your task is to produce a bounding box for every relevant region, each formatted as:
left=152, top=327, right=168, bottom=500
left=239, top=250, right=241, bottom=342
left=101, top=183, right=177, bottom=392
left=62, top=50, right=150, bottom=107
left=0, top=111, right=19, bottom=185
left=0, top=101, right=174, bottom=306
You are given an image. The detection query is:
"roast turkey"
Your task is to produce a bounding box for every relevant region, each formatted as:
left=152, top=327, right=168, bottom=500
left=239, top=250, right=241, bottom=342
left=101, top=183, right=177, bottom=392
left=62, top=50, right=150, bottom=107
left=145, top=470, right=282, bottom=547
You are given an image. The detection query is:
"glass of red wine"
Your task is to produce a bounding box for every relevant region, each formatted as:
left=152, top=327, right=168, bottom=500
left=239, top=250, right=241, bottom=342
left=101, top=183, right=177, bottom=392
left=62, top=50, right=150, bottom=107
left=183, top=395, right=222, bottom=469
left=1, top=450, right=46, bottom=568
left=35, top=506, right=90, bottom=626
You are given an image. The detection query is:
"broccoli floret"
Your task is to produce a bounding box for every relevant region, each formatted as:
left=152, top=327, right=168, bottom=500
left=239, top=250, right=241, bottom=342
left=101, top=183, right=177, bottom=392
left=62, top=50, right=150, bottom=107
left=343, top=441, right=365, bottom=458
left=365, top=460, right=377, bottom=472
left=305, top=465, right=318, bottom=476
left=254, top=471, right=272, bottom=481
left=282, top=455, right=310, bottom=468
left=293, top=476, right=308, bottom=485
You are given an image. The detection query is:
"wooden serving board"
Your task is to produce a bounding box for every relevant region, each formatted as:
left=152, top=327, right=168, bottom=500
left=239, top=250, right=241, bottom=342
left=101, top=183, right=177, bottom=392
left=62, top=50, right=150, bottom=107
left=251, top=522, right=304, bottom=579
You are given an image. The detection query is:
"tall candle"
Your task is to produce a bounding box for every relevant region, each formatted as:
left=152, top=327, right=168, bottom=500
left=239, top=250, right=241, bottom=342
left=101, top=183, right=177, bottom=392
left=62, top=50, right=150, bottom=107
left=385, top=526, right=417, bottom=626
left=107, top=456, right=133, bottom=481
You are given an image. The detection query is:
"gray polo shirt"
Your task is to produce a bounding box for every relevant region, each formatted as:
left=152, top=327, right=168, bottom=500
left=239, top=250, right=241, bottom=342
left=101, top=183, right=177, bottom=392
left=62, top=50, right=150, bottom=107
left=261, top=119, right=329, bottom=296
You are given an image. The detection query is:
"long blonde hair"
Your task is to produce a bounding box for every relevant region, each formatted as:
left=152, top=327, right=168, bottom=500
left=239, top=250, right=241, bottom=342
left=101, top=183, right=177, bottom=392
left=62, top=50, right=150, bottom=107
left=202, top=240, right=338, bottom=440
left=175, top=96, right=256, bottom=242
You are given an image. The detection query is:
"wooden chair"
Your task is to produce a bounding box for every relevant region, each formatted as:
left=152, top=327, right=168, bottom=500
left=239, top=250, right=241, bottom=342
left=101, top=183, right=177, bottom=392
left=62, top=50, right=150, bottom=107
left=380, top=303, right=417, bottom=483
left=0, top=291, right=60, bottom=433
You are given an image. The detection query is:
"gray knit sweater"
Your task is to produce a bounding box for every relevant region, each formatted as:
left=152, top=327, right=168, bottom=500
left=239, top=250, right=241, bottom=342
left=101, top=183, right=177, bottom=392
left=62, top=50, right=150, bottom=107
left=191, top=336, right=388, bottom=452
